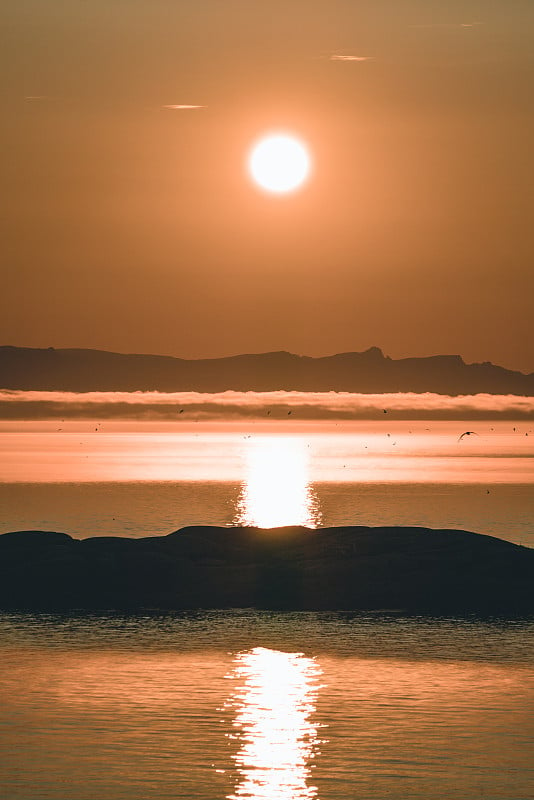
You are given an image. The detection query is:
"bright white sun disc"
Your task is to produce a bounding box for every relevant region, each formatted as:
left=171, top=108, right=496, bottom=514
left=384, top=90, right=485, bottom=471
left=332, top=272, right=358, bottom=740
left=248, top=134, right=311, bottom=193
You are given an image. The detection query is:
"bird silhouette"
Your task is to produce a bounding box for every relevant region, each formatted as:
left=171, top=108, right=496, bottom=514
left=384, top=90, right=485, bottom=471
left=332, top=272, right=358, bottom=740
left=458, top=431, right=478, bottom=442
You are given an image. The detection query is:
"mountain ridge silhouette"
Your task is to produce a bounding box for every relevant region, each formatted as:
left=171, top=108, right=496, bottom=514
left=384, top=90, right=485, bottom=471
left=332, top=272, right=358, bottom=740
left=1, top=345, right=533, bottom=395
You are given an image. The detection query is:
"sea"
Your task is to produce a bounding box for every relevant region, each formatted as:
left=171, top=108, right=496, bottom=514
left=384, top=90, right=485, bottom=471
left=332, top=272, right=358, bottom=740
left=0, top=419, right=533, bottom=544
left=0, top=417, right=533, bottom=799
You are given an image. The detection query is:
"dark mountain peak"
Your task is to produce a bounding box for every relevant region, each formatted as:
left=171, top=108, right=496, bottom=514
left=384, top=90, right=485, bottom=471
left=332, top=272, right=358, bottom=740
left=400, top=353, right=465, bottom=367
left=221, top=350, right=303, bottom=362
left=331, top=346, right=385, bottom=359
left=0, top=345, right=532, bottom=395
left=362, top=345, right=385, bottom=359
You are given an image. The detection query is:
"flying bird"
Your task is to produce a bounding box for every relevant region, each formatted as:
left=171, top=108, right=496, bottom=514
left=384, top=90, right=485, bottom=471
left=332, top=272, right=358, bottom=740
left=458, top=431, right=478, bottom=442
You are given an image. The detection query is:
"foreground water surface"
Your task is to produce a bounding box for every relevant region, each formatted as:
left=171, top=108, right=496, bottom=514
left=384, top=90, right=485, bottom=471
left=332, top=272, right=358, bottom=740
left=0, top=611, right=533, bottom=800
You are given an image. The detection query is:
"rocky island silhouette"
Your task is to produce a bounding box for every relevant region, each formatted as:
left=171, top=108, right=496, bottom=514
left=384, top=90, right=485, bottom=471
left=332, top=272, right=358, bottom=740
left=1, top=525, right=532, bottom=615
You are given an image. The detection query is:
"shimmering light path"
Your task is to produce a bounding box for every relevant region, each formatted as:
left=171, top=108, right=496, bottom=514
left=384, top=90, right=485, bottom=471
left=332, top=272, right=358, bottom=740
left=235, top=437, right=321, bottom=528
left=0, top=612, right=533, bottom=800
left=226, top=648, right=323, bottom=799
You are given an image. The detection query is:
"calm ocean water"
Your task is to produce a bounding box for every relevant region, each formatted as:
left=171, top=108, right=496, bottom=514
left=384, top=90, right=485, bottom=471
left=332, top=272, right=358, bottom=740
left=1, top=419, right=533, bottom=798
left=0, top=611, right=533, bottom=800
left=1, top=419, right=533, bottom=544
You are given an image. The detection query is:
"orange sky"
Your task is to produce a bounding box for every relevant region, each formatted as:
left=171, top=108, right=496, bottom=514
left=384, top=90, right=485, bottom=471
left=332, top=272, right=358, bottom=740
left=2, top=1, right=533, bottom=371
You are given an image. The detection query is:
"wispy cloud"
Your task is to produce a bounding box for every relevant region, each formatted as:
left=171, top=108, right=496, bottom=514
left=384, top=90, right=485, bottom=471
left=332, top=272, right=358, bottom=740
left=329, top=54, right=375, bottom=62
left=409, top=22, right=484, bottom=29
left=23, top=96, right=59, bottom=102
left=160, top=104, right=206, bottom=111
left=1, top=390, right=533, bottom=421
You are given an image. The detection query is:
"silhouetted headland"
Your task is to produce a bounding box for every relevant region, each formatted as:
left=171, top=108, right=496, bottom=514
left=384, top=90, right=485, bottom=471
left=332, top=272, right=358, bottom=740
left=1, top=526, right=532, bottom=615
left=2, top=345, right=533, bottom=394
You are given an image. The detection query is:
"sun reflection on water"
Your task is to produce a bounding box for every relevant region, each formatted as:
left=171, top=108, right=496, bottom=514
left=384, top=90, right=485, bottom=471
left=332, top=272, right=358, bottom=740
left=226, top=647, right=324, bottom=800
left=235, top=437, right=321, bottom=528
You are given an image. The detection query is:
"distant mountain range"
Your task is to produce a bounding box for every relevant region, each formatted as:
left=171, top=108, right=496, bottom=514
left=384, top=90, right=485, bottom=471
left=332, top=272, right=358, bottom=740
left=1, top=345, right=533, bottom=395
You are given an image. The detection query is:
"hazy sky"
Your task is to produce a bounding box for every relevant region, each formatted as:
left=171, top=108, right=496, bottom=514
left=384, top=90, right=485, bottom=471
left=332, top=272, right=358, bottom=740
left=2, top=1, right=533, bottom=371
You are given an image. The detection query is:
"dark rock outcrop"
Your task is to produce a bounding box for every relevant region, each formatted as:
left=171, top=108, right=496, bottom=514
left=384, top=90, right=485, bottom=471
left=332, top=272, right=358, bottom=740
left=0, top=526, right=532, bottom=615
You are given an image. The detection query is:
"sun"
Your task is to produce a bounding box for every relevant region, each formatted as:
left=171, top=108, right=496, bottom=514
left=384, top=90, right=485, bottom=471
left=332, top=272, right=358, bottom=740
left=248, top=133, right=311, bottom=194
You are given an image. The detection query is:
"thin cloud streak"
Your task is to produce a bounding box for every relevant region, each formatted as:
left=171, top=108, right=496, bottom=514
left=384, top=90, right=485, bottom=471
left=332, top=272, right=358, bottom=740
left=409, top=22, right=484, bottom=29
left=329, top=54, right=375, bottom=62
left=23, top=96, right=62, bottom=103
left=1, top=390, right=533, bottom=421
left=160, top=104, right=206, bottom=110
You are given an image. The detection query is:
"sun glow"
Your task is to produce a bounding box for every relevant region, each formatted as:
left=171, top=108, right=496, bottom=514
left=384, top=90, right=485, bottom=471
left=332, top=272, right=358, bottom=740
left=235, top=437, right=321, bottom=528
left=248, top=134, right=311, bottom=193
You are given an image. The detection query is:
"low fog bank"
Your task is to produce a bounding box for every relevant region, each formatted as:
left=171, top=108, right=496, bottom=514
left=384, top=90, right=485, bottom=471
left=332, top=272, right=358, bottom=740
left=1, top=389, right=533, bottom=421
